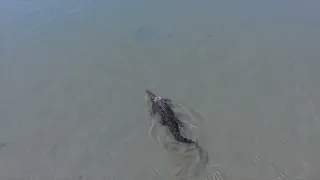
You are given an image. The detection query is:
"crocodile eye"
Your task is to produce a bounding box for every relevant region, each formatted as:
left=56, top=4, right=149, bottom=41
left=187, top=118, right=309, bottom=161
left=155, top=97, right=162, bottom=101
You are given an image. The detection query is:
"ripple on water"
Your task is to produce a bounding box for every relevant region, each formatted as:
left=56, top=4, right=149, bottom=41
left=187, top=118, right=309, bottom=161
left=148, top=102, right=217, bottom=180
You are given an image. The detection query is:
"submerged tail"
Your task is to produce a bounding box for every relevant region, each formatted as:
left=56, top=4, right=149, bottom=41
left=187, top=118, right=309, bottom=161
left=170, top=127, right=196, bottom=144
left=175, top=135, right=196, bottom=144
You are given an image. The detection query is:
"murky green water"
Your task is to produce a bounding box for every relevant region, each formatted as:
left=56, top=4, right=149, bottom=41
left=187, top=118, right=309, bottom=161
left=1, top=0, right=320, bottom=179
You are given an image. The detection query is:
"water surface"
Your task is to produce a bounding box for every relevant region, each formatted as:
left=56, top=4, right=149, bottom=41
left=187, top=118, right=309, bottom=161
left=1, top=0, right=320, bottom=179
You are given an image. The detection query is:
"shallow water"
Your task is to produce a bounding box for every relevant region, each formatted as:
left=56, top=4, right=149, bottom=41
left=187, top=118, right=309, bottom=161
left=1, top=0, right=320, bottom=179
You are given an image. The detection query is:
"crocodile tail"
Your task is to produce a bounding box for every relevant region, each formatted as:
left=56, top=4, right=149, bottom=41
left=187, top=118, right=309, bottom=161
left=174, top=134, right=195, bottom=144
